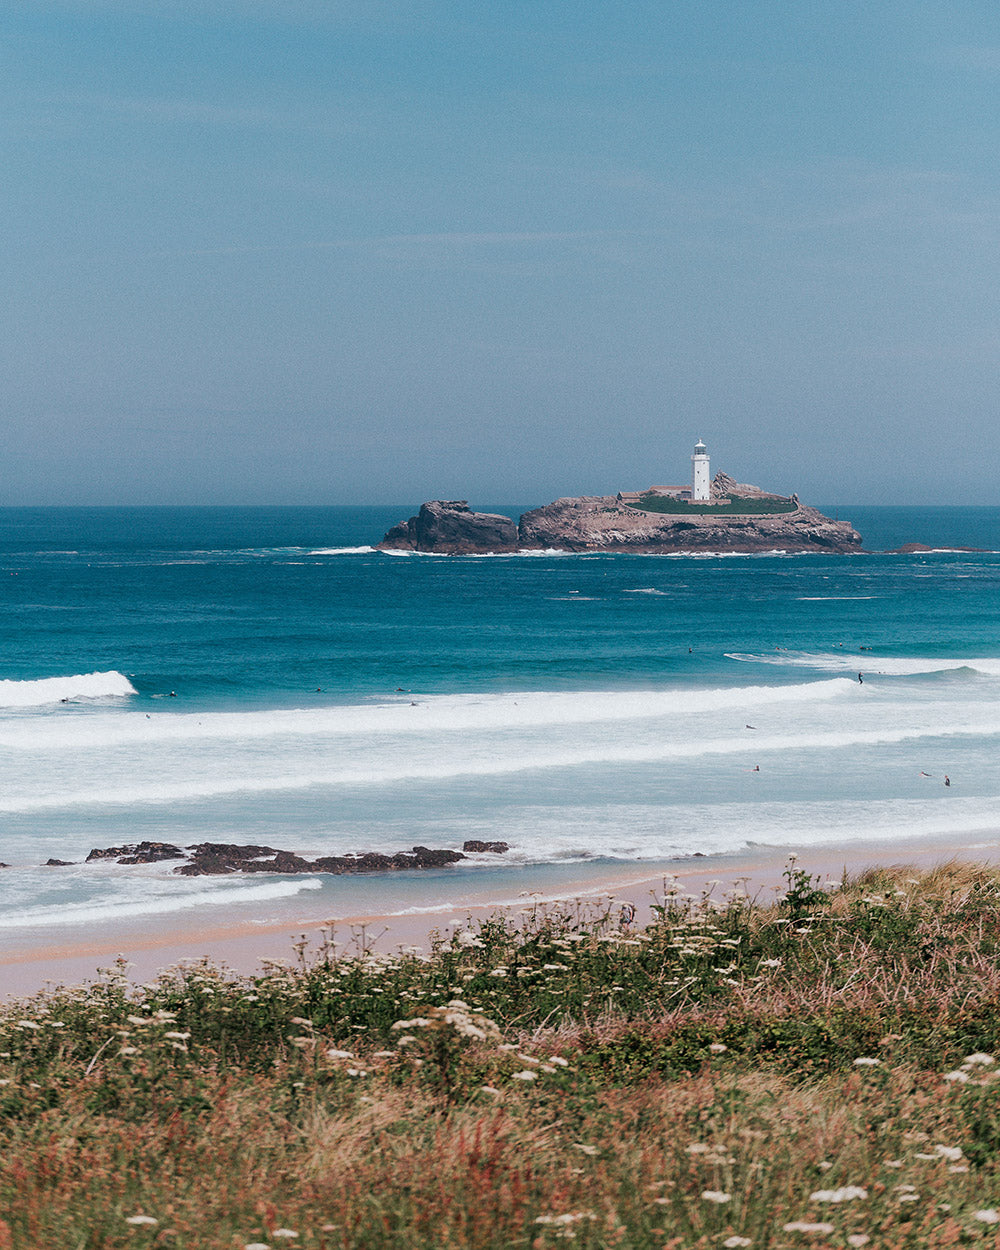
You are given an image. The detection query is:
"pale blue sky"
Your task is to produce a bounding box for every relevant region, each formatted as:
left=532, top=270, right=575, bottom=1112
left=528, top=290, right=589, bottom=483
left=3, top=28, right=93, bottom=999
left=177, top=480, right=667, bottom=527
left=2, top=1, right=999, bottom=504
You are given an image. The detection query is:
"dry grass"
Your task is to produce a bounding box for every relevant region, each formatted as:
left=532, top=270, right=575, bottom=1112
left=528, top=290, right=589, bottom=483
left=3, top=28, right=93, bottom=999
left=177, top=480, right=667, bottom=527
left=4, top=861, right=1000, bottom=1247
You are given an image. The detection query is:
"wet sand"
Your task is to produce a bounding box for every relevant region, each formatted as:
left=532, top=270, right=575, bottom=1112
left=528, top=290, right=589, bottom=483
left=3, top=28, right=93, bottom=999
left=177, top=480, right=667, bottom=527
left=3, top=831, right=1000, bottom=1002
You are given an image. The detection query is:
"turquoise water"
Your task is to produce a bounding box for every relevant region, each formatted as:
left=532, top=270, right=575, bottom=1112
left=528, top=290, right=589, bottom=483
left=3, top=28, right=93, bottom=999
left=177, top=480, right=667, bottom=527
left=1, top=503, right=1000, bottom=946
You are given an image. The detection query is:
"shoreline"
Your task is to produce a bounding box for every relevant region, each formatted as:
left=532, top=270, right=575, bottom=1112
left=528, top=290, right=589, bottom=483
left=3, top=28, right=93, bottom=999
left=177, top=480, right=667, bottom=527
left=4, top=828, right=1000, bottom=1001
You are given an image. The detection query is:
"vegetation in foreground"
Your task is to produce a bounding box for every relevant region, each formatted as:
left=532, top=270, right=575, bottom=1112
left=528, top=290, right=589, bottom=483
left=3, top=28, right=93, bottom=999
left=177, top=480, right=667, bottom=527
left=5, top=861, right=1000, bottom=1247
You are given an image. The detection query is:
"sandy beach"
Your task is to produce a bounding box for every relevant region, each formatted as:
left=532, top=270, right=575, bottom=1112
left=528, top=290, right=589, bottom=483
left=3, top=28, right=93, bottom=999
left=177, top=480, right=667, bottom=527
left=4, top=829, right=999, bottom=1002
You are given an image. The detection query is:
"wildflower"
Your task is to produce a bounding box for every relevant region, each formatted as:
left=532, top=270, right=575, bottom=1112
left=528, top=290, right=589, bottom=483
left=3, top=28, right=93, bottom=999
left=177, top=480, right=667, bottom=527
left=272, top=1232, right=299, bottom=1240
left=15, top=1021, right=39, bottom=1031
left=974, top=1210, right=1000, bottom=1224
left=883, top=1159, right=903, bottom=1168
left=847, top=1238, right=871, bottom=1248
left=759, top=958, right=781, bottom=968
left=708, top=1042, right=728, bottom=1053
left=572, top=1143, right=598, bottom=1155
left=163, top=1031, right=191, bottom=1041
left=126, top=1015, right=152, bottom=1027
left=119, top=1046, right=140, bottom=1056
left=809, top=1186, right=867, bottom=1202
left=782, top=1223, right=834, bottom=1234
left=701, top=1190, right=731, bottom=1204
left=244, top=1244, right=270, bottom=1250
left=512, top=1070, right=537, bottom=1081
left=548, top=1055, right=569, bottom=1066
left=943, top=1070, right=970, bottom=1083
left=686, top=1144, right=710, bottom=1154
left=125, top=1215, right=158, bottom=1225
left=933, top=1144, right=963, bottom=1161
left=480, top=1085, right=501, bottom=1095
left=853, top=1057, right=880, bottom=1067
left=326, top=1048, right=355, bottom=1060
left=964, top=1052, right=995, bottom=1066
left=723, top=1240, right=752, bottom=1248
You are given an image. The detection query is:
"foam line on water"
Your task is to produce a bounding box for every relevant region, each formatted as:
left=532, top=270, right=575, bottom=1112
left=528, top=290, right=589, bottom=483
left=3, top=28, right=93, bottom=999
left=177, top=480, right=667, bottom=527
left=4, top=715, right=999, bottom=813
left=0, top=679, right=855, bottom=751
left=310, top=546, right=376, bottom=555
left=727, top=651, right=1000, bottom=677
left=0, top=671, right=136, bottom=708
left=0, top=877, right=323, bottom=930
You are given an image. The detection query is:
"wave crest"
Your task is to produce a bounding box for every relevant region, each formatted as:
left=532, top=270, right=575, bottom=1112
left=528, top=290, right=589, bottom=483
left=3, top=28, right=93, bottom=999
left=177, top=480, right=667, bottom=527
left=0, top=671, right=137, bottom=708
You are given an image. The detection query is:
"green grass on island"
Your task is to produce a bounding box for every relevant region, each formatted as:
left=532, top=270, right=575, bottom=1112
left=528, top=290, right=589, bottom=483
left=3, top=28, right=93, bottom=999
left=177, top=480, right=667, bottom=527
left=636, top=494, right=798, bottom=516
left=6, top=860, right=1000, bottom=1247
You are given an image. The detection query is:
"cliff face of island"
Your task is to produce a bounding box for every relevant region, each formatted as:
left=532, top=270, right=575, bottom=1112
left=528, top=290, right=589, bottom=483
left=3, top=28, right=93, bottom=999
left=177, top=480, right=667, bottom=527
left=377, top=477, right=862, bottom=554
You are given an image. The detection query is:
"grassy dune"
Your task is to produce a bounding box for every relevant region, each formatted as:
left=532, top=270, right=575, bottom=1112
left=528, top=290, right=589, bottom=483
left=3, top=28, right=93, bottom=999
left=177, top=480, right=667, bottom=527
left=4, top=862, right=1000, bottom=1247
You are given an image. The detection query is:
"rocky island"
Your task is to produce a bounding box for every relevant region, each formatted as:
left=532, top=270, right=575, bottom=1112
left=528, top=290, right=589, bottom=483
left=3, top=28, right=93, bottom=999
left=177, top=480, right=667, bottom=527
left=378, top=472, right=862, bottom=555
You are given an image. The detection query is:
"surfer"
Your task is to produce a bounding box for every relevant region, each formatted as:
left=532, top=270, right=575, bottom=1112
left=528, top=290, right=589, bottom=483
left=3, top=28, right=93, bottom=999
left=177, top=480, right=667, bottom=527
left=746, top=724, right=757, bottom=730
left=858, top=673, right=863, bottom=684
left=945, top=775, right=951, bottom=787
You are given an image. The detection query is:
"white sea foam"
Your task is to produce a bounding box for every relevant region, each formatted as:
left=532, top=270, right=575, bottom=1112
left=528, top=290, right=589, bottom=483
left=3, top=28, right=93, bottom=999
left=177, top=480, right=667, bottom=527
left=726, top=651, right=1000, bottom=677
left=0, top=877, right=323, bottom=930
left=0, top=671, right=136, bottom=708
left=310, top=546, right=376, bottom=555
left=0, top=680, right=854, bottom=751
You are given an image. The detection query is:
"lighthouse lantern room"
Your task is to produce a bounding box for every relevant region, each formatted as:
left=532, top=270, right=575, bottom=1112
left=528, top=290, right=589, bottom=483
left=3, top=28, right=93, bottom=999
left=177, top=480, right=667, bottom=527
left=691, top=440, right=710, bottom=501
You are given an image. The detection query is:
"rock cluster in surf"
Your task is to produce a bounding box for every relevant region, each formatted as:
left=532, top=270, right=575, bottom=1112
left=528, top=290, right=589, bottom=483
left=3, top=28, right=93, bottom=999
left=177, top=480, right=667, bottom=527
left=76, top=839, right=510, bottom=876
left=377, top=476, right=862, bottom=554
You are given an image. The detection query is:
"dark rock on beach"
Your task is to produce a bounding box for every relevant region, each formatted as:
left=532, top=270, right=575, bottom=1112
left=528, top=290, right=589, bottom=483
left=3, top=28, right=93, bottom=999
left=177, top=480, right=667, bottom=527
left=86, top=841, right=186, bottom=864
left=80, top=839, right=509, bottom=877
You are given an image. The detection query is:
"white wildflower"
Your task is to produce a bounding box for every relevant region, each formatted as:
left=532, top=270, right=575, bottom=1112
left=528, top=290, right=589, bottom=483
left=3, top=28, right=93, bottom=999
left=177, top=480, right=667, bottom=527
left=782, top=1223, right=834, bottom=1234
left=512, top=1070, right=537, bottom=1081
left=124, top=1215, right=158, bottom=1225
left=708, top=1042, right=728, bottom=1053
left=723, top=1240, right=752, bottom=1248
left=701, top=1190, right=731, bottom=1204
left=572, top=1143, right=598, bottom=1155
left=933, top=1144, right=963, bottom=1161
left=964, top=1052, right=995, bottom=1066
left=974, top=1210, right=1000, bottom=1224
left=809, top=1186, right=867, bottom=1202
left=853, top=1057, right=880, bottom=1067
left=847, top=1237, right=871, bottom=1248
left=16, top=1021, right=39, bottom=1031
left=272, top=1232, right=299, bottom=1240
left=943, top=1070, right=970, bottom=1083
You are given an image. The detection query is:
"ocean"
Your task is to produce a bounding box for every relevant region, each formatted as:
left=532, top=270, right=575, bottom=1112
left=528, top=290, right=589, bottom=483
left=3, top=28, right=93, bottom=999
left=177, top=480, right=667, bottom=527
left=2, top=503, right=1000, bottom=955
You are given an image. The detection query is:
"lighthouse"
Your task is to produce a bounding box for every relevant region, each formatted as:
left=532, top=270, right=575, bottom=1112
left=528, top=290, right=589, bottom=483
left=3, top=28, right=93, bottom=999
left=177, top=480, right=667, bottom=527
left=691, top=439, right=710, bottom=501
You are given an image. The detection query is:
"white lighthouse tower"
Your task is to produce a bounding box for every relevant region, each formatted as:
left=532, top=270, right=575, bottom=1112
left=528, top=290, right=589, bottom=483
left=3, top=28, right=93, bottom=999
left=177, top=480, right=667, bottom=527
left=691, top=439, right=710, bottom=501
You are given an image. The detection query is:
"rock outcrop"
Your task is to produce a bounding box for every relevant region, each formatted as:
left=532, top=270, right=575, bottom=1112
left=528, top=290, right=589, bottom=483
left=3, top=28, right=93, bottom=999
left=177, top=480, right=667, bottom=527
left=378, top=478, right=862, bottom=554
left=519, top=496, right=860, bottom=553
left=79, top=840, right=509, bottom=877
left=378, top=500, right=519, bottom=553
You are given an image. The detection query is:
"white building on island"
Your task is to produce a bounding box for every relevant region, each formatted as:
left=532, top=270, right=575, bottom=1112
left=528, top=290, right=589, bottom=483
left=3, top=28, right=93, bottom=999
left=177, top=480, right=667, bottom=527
left=617, top=438, right=714, bottom=508
left=691, top=439, right=710, bottom=500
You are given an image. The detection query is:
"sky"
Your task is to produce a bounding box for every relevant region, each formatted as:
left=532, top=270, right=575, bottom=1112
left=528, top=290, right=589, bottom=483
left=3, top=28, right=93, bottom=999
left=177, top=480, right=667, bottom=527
left=2, top=1, right=999, bottom=506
